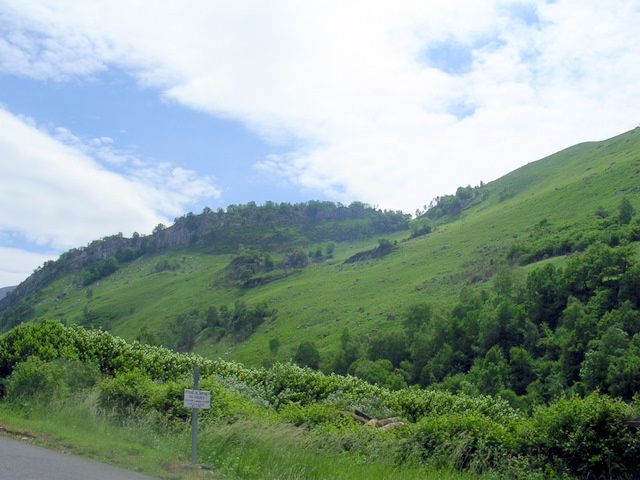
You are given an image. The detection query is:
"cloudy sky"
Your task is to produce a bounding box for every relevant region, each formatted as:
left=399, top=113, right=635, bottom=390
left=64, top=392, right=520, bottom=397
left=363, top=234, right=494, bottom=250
left=1, top=0, right=639, bottom=286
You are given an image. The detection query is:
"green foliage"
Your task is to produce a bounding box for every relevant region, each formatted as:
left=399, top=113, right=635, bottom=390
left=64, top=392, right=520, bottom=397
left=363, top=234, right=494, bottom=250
left=6, top=322, right=640, bottom=477
left=83, top=257, right=119, bottom=285
left=409, top=217, right=433, bottom=238
left=343, top=238, right=396, bottom=264
left=368, top=331, right=409, bottom=367
left=212, top=301, right=277, bottom=341
left=531, top=393, right=640, bottom=478
left=349, top=358, right=407, bottom=390
left=5, top=357, right=99, bottom=403
left=282, top=250, right=309, bottom=270
left=618, top=197, right=634, bottom=224
left=269, top=337, right=280, bottom=355
left=325, top=242, right=335, bottom=257
left=413, top=412, right=519, bottom=472
left=152, top=258, right=180, bottom=273
left=424, top=184, right=487, bottom=221
left=98, top=371, right=238, bottom=421
left=164, top=309, right=202, bottom=352
left=332, top=329, right=360, bottom=375
left=135, top=325, right=158, bottom=345
left=293, top=341, right=320, bottom=369
left=98, top=370, right=158, bottom=413
left=507, top=217, right=640, bottom=266
left=0, top=300, right=35, bottom=333
left=279, top=402, right=352, bottom=428
left=163, top=301, right=276, bottom=350
left=403, top=303, right=432, bottom=332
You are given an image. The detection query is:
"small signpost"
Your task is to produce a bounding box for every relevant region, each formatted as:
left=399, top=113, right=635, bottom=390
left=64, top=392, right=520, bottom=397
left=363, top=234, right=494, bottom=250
left=184, top=366, right=210, bottom=466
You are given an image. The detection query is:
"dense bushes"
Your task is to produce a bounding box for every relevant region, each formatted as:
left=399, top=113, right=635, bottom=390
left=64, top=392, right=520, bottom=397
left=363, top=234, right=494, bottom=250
left=159, top=301, right=277, bottom=352
left=2, top=322, right=640, bottom=478
left=423, top=184, right=487, bottom=221
left=82, top=257, right=119, bottom=285
left=413, top=412, right=519, bottom=472
left=331, top=241, right=640, bottom=410
left=507, top=208, right=640, bottom=266
left=97, top=372, right=239, bottom=422
left=4, top=357, right=99, bottom=403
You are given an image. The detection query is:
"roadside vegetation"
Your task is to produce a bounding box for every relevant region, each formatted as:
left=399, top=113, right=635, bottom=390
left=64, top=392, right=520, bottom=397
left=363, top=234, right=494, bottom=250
left=2, top=130, right=640, bottom=478
left=2, top=321, right=640, bottom=479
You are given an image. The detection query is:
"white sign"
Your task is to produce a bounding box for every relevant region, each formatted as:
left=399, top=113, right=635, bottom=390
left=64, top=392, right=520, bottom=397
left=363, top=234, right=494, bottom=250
left=184, top=389, right=211, bottom=409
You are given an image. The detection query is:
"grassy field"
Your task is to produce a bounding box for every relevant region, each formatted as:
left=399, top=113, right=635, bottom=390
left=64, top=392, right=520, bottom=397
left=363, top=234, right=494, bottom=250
left=21, top=128, right=640, bottom=366
left=0, top=399, right=496, bottom=480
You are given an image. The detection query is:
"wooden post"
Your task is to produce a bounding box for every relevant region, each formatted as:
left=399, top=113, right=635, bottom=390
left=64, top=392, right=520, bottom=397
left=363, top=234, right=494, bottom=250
left=191, top=366, right=200, bottom=467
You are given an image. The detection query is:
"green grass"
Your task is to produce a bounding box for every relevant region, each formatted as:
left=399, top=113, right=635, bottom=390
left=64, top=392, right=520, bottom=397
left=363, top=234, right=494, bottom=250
left=0, top=399, right=494, bottom=480
left=22, top=128, right=640, bottom=366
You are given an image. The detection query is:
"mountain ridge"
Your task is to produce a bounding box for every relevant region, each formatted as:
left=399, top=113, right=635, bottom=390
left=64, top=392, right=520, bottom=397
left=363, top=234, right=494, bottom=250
left=2, top=128, right=640, bottom=374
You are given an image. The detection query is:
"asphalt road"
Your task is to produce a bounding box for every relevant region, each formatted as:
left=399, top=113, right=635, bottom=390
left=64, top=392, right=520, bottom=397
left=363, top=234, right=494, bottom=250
left=0, top=436, right=155, bottom=480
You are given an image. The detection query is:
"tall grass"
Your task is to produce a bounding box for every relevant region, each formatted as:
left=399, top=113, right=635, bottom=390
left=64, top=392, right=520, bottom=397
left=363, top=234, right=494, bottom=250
left=0, top=392, right=495, bottom=480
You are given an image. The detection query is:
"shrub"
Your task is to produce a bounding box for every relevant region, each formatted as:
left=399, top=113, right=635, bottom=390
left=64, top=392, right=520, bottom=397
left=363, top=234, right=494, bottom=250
left=531, top=392, right=640, bottom=478
left=293, top=341, right=320, bottom=370
left=413, top=412, right=520, bottom=472
left=4, top=357, right=67, bottom=403
left=98, top=371, right=159, bottom=414
left=279, top=403, right=352, bottom=428
left=151, top=376, right=237, bottom=422
left=4, top=357, right=100, bottom=404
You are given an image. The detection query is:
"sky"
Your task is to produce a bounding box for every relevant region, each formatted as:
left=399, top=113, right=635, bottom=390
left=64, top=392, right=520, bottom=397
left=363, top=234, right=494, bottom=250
left=0, top=1, right=639, bottom=287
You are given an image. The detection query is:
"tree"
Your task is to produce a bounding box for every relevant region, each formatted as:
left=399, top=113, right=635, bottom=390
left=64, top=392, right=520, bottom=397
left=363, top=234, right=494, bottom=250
left=152, top=223, right=166, bottom=234
left=525, top=263, right=566, bottom=327
left=332, top=329, right=360, bottom=374
left=403, top=303, right=432, bottom=332
left=469, top=346, right=508, bottom=395
left=166, top=310, right=202, bottom=352
left=205, top=306, right=220, bottom=328
left=269, top=337, right=280, bottom=355
left=368, top=331, right=409, bottom=367
left=349, top=358, right=406, bottom=390
left=618, top=197, right=634, bottom=224
left=325, top=243, right=335, bottom=257
left=136, top=325, right=158, bottom=345
left=293, top=341, right=320, bottom=369
left=508, top=346, right=536, bottom=395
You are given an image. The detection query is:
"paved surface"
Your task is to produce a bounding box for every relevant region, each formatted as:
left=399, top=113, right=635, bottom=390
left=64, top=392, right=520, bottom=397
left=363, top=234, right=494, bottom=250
left=0, top=436, right=155, bottom=480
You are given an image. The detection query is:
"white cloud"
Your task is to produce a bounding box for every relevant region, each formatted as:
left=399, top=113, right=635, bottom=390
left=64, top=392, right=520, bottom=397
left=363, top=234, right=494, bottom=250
left=0, top=107, right=220, bottom=284
left=0, top=247, right=56, bottom=286
left=0, top=0, right=639, bottom=215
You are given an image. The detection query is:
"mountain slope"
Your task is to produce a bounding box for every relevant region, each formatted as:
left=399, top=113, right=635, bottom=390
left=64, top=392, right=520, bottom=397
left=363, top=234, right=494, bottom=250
left=0, top=287, right=16, bottom=300
left=2, top=128, right=640, bottom=367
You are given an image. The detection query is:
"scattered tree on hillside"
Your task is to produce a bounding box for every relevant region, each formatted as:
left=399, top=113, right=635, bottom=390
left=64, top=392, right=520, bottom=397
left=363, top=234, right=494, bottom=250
left=293, top=341, right=320, bottom=369
left=269, top=337, right=280, bottom=355
left=619, top=197, right=634, bottom=224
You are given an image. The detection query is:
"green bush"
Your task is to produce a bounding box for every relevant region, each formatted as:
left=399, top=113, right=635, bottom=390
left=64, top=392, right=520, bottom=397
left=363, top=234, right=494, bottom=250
left=413, top=412, right=520, bottom=472
left=531, top=392, right=640, bottom=478
left=5, top=357, right=66, bottom=402
left=6, top=322, right=640, bottom=478
left=98, top=371, right=246, bottom=422
left=279, top=403, right=352, bottom=428
left=4, top=357, right=100, bottom=403
left=151, top=376, right=237, bottom=422
left=98, top=371, right=159, bottom=414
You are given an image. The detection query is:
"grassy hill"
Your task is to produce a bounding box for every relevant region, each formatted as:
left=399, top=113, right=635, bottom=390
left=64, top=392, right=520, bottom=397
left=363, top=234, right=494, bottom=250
left=2, top=128, right=640, bottom=371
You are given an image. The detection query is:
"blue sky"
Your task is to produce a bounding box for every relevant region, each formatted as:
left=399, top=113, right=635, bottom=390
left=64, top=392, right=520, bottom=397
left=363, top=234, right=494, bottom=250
left=1, top=0, right=639, bottom=286
left=0, top=70, right=315, bottom=208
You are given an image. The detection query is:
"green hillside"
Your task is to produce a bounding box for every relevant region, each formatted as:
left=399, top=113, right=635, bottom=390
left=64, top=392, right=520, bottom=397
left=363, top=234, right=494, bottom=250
left=3, top=129, right=640, bottom=479
left=2, top=128, right=640, bottom=374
